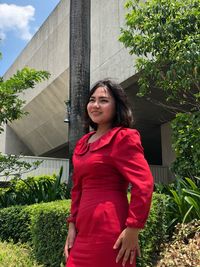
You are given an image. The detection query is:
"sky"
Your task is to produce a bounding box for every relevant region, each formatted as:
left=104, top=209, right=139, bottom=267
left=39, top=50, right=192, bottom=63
left=0, top=0, right=61, bottom=76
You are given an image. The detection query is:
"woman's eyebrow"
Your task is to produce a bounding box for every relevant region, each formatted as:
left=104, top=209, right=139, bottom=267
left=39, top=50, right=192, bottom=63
left=90, top=96, right=110, bottom=99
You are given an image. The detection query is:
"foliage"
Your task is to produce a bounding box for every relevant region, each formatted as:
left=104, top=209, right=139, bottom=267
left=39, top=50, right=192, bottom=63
left=0, top=194, right=167, bottom=267
left=156, top=219, right=200, bottom=267
left=0, top=67, right=50, bottom=132
left=0, top=241, right=43, bottom=267
left=0, top=154, right=42, bottom=179
left=0, top=167, right=70, bottom=208
left=120, top=0, right=200, bottom=182
left=0, top=205, right=31, bottom=243
left=137, top=193, right=169, bottom=267
left=119, top=0, right=200, bottom=112
left=0, top=200, right=70, bottom=267
left=155, top=176, right=200, bottom=234
left=29, top=200, right=69, bottom=267
left=171, top=112, right=200, bottom=179
left=0, top=56, right=50, bottom=180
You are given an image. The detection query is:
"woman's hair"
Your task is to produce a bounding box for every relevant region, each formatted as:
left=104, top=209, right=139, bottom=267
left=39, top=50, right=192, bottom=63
left=85, top=79, right=134, bottom=130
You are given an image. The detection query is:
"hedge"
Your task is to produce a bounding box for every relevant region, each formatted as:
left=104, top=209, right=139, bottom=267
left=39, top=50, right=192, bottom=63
left=0, top=193, right=168, bottom=267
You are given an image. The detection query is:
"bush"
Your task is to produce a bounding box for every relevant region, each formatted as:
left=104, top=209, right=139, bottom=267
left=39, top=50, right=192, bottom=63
left=29, top=200, right=70, bottom=267
left=137, top=193, right=169, bottom=267
left=0, top=205, right=31, bottom=243
left=0, top=167, right=70, bottom=208
left=156, top=220, right=200, bottom=267
left=0, top=241, right=43, bottom=267
left=0, top=200, right=70, bottom=267
left=155, top=176, right=200, bottom=234
left=171, top=112, right=200, bottom=180
left=0, top=193, right=167, bottom=267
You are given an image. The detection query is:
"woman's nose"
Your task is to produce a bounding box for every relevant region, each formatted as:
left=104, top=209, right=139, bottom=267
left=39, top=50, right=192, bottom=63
left=93, top=101, right=100, bottom=108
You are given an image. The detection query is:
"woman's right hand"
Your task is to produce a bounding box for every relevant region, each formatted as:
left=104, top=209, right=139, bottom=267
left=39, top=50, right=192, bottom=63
left=64, top=222, right=77, bottom=260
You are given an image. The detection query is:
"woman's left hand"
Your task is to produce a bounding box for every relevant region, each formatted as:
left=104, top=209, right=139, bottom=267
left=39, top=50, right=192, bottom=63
left=113, top=227, right=141, bottom=266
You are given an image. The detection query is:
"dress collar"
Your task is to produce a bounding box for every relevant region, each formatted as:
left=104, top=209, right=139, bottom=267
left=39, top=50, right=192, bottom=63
left=74, top=127, right=122, bottom=155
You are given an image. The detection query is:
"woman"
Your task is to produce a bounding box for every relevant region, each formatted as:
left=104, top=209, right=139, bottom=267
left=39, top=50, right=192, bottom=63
left=65, top=79, right=154, bottom=267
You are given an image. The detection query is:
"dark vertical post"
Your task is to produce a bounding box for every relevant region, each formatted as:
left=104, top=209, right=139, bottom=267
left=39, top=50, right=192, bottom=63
left=68, top=0, right=91, bottom=183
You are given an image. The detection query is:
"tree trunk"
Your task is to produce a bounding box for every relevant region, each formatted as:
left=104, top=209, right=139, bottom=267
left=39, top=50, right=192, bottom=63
left=68, top=0, right=91, bottom=183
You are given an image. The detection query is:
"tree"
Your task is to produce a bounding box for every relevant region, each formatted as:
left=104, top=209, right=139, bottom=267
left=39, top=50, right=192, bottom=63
left=0, top=66, right=50, bottom=132
left=119, top=0, right=200, bottom=178
left=68, top=0, right=90, bottom=183
left=0, top=57, right=50, bottom=179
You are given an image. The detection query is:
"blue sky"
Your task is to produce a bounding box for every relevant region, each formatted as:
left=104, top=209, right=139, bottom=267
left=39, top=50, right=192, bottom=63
left=0, top=0, right=61, bottom=76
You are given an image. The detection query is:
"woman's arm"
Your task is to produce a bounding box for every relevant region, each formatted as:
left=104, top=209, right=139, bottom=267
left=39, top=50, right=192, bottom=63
left=65, top=171, right=82, bottom=260
left=112, top=129, right=154, bottom=265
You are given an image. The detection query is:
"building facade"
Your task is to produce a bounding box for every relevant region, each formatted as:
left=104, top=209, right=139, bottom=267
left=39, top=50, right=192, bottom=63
left=0, top=0, right=175, bottom=182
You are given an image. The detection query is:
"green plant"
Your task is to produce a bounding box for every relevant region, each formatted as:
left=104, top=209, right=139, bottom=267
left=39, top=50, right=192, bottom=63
left=0, top=241, right=43, bottom=267
left=0, top=194, right=168, bottom=267
left=0, top=67, right=50, bottom=132
left=155, top=177, right=200, bottom=234
left=29, top=200, right=70, bottom=267
left=119, top=0, right=200, bottom=112
left=0, top=200, right=70, bottom=267
left=0, top=167, right=70, bottom=208
left=0, top=205, right=31, bottom=243
left=119, top=0, right=200, bottom=185
left=0, top=154, right=42, bottom=180
left=137, top=193, right=169, bottom=267
left=171, top=112, right=200, bottom=179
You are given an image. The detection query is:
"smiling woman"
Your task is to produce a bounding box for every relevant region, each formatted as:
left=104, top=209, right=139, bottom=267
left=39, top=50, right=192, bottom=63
left=64, top=79, right=154, bottom=267
left=87, top=87, right=116, bottom=138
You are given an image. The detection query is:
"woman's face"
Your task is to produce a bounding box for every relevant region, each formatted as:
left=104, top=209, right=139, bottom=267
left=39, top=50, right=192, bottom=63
left=87, top=86, right=116, bottom=128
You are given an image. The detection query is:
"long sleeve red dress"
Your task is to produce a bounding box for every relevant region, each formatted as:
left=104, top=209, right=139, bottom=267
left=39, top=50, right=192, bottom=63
left=66, top=127, right=154, bottom=267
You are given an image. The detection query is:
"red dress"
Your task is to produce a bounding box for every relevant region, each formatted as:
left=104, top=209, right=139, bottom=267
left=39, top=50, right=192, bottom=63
left=66, top=127, right=153, bottom=267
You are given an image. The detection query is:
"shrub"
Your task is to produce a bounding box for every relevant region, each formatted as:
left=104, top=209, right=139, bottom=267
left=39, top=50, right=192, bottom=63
left=0, top=194, right=167, bottom=267
left=155, top=176, right=200, bottom=234
left=156, top=220, right=200, bottom=267
left=28, top=200, right=70, bottom=267
left=0, top=167, right=70, bottom=208
left=171, top=112, right=200, bottom=180
left=0, top=200, right=70, bottom=266
left=0, top=241, right=43, bottom=267
left=0, top=205, right=31, bottom=243
left=137, top=193, right=169, bottom=267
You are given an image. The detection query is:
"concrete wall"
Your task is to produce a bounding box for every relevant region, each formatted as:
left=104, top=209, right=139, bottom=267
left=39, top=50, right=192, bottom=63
left=0, top=0, right=174, bottom=173
left=1, top=0, right=137, bottom=156
left=4, top=125, right=32, bottom=155
left=4, top=0, right=70, bottom=104
left=90, top=0, right=137, bottom=84
left=161, top=122, right=176, bottom=166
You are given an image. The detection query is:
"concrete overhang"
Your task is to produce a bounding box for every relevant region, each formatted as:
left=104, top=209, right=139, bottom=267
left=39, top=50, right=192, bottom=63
left=8, top=69, right=69, bottom=156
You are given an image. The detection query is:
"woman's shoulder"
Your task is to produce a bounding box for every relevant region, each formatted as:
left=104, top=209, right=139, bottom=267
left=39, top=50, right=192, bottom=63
left=112, top=127, right=143, bottom=154
left=116, top=127, right=141, bottom=141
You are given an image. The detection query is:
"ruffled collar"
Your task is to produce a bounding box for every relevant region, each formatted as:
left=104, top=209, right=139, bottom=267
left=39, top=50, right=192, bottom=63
left=74, top=127, right=122, bottom=155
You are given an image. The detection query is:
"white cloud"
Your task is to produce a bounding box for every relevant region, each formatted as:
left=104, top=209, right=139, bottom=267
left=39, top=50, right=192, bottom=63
left=0, top=3, right=35, bottom=41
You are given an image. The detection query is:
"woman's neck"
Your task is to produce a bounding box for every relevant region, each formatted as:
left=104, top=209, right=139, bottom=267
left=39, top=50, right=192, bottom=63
left=95, top=124, right=112, bottom=136
left=88, top=124, right=112, bottom=144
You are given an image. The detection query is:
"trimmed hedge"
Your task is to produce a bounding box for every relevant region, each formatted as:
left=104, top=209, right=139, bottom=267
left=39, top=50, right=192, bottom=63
left=0, top=205, right=31, bottom=243
left=137, top=193, right=168, bottom=267
left=0, top=194, right=168, bottom=267
left=0, top=200, right=70, bottom=266
left=29, top=201, right=70, bottom=266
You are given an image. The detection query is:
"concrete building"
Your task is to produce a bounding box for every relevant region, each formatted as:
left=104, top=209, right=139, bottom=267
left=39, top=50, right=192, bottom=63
left=0, top=0, right=175, bottom=182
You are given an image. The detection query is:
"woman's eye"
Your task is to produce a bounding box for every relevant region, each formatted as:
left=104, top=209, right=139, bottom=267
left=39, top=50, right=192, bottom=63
left=89, top=98, right=95, bottom=102
left=100, top=99, right=108, bottom=103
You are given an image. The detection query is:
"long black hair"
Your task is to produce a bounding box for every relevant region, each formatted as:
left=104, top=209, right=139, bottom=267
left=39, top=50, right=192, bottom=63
left=85, top=79, right=134, bottom=130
